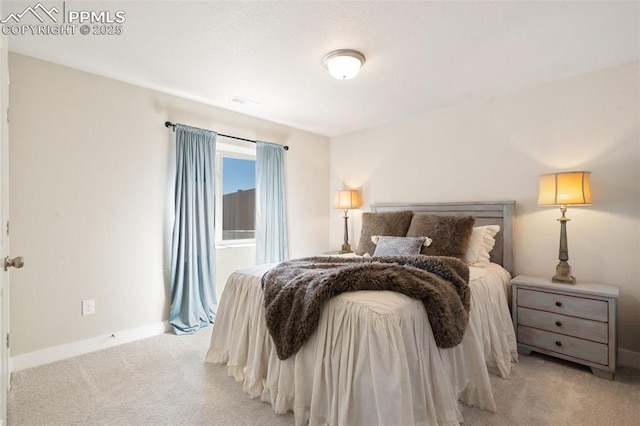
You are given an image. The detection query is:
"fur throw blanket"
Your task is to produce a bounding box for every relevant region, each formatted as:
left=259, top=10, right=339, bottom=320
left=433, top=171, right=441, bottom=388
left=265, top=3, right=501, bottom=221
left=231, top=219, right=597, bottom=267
left=262, top=255, right=470, bottom=360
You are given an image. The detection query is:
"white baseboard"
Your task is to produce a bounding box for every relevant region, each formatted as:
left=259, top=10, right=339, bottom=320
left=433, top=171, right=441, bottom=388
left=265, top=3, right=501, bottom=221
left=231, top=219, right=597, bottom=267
left=10, top=321, right=171, bottom=372
left=618, top=348, right=640, bottom=370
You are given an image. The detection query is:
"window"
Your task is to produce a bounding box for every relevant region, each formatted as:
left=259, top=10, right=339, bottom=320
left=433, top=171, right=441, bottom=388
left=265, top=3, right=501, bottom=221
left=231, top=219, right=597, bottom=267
left=216, top=146, right=256, bottom=244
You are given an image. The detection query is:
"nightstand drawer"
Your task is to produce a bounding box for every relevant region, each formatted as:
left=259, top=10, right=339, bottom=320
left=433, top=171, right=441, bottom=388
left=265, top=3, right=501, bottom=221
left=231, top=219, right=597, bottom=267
left=518, top=288, right=608, bottom=321
left=518, top=325, right=608, bottom=365
left=518, top=307, right=608, bottom=343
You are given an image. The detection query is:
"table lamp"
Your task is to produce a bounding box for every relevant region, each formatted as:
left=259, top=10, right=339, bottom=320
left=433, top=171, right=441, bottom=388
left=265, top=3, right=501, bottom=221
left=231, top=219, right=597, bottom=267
left=538, top=171, right=592, bottom=284
left=334, top=190, right=362, bottom=253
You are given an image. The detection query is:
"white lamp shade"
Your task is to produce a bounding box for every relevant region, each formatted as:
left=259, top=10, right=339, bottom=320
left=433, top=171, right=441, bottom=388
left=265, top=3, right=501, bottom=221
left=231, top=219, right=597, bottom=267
left=538, top=171, right=592, bottom=206
left=323, top=50, right=365, bottom=80
left=334, top=190, right=362, bottom=210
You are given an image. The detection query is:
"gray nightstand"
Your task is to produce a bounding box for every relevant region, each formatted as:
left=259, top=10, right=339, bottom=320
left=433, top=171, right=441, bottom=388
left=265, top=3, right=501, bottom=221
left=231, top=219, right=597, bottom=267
left=320, top=251, right=360, bottom=256
left=511, top=275, right=619, bottom=380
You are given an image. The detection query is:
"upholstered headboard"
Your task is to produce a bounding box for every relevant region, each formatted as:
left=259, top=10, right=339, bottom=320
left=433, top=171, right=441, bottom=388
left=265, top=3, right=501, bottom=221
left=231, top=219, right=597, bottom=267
left=370, top=201, right=515, bottom=274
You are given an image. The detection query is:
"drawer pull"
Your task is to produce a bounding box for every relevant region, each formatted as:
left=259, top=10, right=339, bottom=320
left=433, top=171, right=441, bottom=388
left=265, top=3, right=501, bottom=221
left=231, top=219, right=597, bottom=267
left=555, top=321, right=562, bottom=327
left=555, top=341, right=562, bottom=347
left=555, top=301, right=562, bottom=307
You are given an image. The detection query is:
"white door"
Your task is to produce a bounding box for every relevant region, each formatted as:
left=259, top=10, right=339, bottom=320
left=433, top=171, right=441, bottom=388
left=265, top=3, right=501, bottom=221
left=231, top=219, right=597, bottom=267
left=0, top=18, right=11, bottom=424
left=0, top=24, right=8, bottom=425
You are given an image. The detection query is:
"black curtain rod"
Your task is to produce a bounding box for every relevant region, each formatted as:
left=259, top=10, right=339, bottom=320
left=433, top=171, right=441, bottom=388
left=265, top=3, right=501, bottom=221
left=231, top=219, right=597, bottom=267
left=164, top=121, right=289, bottom=151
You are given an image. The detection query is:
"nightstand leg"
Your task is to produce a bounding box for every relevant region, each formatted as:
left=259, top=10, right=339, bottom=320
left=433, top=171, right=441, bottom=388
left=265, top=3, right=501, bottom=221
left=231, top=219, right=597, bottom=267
left=517, top=345, right=532, bottom=356
left=591, top=367, right=614, bottom=380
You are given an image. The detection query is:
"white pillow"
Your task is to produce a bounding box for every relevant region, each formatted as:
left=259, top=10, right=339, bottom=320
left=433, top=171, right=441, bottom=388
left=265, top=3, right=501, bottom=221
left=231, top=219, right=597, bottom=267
left=464, top=225, right=500, bottom=264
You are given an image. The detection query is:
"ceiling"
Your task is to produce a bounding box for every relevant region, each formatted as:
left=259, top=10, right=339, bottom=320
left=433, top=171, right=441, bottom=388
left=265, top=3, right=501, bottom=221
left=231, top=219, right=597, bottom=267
left=5, top=1, right=640, bottom=137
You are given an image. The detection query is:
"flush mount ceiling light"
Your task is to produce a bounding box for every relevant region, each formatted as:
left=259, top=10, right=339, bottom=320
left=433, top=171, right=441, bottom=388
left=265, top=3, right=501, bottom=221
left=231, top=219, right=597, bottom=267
left=322, top=49, right=366, bottom=80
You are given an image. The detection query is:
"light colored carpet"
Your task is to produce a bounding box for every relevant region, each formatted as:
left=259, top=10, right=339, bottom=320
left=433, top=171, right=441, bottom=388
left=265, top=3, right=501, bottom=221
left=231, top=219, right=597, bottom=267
left=8, top=327, right=640, bottom=425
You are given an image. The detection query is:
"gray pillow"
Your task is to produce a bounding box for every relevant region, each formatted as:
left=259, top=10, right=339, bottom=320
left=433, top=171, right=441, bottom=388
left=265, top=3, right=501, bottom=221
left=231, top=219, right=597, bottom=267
left=373, top=236, right=426, bottom=256
left=355, top=211, right=413, bottom=256
left=406, top=214, right=475, bottom=259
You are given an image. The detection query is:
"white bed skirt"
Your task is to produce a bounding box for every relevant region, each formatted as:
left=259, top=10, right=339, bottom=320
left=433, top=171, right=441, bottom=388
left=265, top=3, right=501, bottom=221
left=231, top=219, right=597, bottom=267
left=207, top=262, right=516, bottom=426
left=468, top=263, right=518, bottom=378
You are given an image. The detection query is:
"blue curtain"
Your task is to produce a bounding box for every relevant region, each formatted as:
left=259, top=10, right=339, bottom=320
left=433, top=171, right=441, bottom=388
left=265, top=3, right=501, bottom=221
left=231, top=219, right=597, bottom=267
left=255, top=141, right=288, bottom=264
left=169, top=124, right=217, bottom=334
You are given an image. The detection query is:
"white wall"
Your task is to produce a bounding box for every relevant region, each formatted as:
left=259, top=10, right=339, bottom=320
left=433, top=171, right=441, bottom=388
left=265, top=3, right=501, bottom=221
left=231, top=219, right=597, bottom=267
left=330, top=62, right=640, bottom=360
left=8, top=53, right=330, bottom=357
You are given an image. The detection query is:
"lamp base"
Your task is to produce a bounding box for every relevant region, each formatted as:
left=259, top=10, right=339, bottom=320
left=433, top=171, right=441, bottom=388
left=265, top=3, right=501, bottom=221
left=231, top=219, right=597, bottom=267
left=339, top=243, right=352, bottom=254
left=340, top=211, right=353, bottom=254
left=552, top=260, right=576, bottom=284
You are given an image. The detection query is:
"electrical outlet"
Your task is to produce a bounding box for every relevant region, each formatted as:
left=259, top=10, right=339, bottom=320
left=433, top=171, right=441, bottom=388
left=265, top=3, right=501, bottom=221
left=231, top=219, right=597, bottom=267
left=82, top=299, right=95, bottom=316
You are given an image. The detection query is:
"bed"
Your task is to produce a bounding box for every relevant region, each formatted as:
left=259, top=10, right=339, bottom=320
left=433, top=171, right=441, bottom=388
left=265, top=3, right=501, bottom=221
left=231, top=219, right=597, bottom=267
left=206, top=201, right=518, bottom=425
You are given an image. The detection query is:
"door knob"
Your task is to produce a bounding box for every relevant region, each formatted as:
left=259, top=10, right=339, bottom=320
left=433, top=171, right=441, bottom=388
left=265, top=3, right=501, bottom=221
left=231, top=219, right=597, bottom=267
left=4, top=256, right=24, bottom=271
